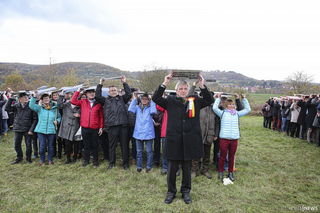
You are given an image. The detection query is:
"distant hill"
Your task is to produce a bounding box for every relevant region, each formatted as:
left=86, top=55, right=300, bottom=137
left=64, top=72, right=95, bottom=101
left=0, top=62, right=284, bottom=91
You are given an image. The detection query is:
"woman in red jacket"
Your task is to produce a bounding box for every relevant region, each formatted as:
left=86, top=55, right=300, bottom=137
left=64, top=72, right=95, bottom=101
left=156, top=105, right=168, bottom=175
left=71, top=88, right=103, bottom=168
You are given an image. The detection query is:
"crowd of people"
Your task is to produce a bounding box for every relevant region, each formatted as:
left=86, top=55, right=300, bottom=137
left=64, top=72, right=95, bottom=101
left=0, top=74, right=252, bottom=204
left=262, top=95, right=320, bottom=146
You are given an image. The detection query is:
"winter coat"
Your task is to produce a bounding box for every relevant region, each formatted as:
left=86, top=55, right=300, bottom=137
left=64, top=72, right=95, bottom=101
left=270, top=101, right=280, bottom=118
left=0, top=100, right=4, bottom=131
left=312, top=103, right=320, bottom=128
left=280, top=101, right=291, bottom=118
left=95, top=83, right=132, bottom=127
left=262, top=103, right=271, bottom=117
left=5, top=98, right=37, bottom=133
left=57, top=96, right=80, bottom=141
left=70, top=91, right=104, bottom=130
left=152, top=85, right=214, bottom=161
left=156, top=105, right=168, bottom=138
left=213, top=98, right=251, bottom=140
left=29, top=97, right=61, bottom=135
left=128, top=99, right=157, bottom=140
left=1, top=95, right=9, bottom=120
left=126, top=101, right=136, bottom=127
left=290, top=103, right=301, bottom=123
left=200, top=105, right=220, bottom=144
left=297, top=100, right=307, bottom=125
left=305, top=98, right=318, bottom=128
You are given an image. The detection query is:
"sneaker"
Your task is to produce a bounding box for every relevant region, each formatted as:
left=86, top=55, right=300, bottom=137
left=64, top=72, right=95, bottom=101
left=39, top=162, right=45, bottom=167
left=146, top=168, right=152, bottom=173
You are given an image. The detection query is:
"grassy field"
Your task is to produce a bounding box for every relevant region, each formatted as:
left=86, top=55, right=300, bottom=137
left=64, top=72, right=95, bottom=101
left=0, top=116, right=319, bottom=213
left=247, top=94, right=283, bottom=105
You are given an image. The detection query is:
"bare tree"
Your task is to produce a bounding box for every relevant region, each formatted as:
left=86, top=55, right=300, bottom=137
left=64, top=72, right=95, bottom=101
left=137, top=67, right=172, bottom=92
left=286, top=71, right=313, bottom=94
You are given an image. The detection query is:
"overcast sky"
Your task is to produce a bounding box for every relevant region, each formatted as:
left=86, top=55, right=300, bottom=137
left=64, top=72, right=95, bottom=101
left=0, top=0, right=320, bottom=82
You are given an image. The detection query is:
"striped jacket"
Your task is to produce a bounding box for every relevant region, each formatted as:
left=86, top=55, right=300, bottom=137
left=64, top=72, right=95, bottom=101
left=212, top=98, right=251, bottom=140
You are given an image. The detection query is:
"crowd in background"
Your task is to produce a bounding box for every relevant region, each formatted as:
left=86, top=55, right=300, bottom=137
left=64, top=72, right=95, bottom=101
left=262, top=95, right=320, bottom=146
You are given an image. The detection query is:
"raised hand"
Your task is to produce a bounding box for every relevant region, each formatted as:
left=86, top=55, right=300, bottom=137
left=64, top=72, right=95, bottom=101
left=121, top=75, right=126, bottom=83
left=100, top=77, right=105, bottom=85
left=163, top=73, right=173, bottom=86
left=198, top=74, right=205, bottom=88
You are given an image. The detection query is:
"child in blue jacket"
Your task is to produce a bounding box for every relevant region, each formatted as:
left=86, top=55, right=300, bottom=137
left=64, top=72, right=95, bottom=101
left=128, top=93, right=157, bottom=172
left=212, top=94, right=251, bottom=182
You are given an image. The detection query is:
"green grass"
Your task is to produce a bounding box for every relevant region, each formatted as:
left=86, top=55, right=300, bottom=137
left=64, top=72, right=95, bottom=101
left=247, top=93, right=284, bottom=105
left=0, top=116, right=320, bottom=213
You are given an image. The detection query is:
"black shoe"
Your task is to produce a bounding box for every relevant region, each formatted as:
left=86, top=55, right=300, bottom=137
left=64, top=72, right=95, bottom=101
left=26, top=158, right=33, bottom=164
left=182, top=193, right=192, bottom=204
left=228, top=172, right=235, bottom=181
left=107, top=164, right=115, bottom=170
left=65, top=160, right=72, bottom=164
left=123, top=165, right=129, bottom=170
left=146, top=168, right=151, bottom=173
left=218, top=172, right=224, bottom=182
left=82, top=161, right=89, bottom=167
left=93, top=162, right=99, bottom=168
left=58, top=153, right=62, bottom=159
left=164, top=193, right=175, bottom=204
left=11, top=159, right=22, bottom=165
left=137, top=168, right=142, bottom=173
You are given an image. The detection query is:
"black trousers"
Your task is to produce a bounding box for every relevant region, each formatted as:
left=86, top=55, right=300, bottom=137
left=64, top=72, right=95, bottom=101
left=32, top=133, right=38, bottom=156
left=167, top=160, right=191, bottom=195
left=127, top=126, right=136, bottom=160
left=153, top=126, right=161, bottom=165
left=290, top=122, right=300, bottom=138
left=107, top=125, right=129, bottom=166
left=65, top=140, right=79, bottom=161
left=14, top=131, right=32, bottom=160
left=99, top=132, right=109, bottom=161
left=266, top=117, right=272, bottom=129
left=53, top=136, right=65, bottom=157
left=213, top=139, right=219, bottom=167
left=82, top=127, right=99, bottom=164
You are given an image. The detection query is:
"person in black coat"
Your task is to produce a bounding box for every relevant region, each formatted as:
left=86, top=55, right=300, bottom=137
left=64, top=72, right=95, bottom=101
left=270, top=98, right=281, bottom=131
left=96, top=76, right=132, bottom=170
left=6, top=92, right=37, bottom=164
left=152, top=73, right=213, bottom=204
left=297, top=97, right=308, bottom=139
left=306, top=95, right=319, bottom=142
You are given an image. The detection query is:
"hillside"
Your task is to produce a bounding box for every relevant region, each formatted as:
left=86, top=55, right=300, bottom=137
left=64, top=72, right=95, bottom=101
left=0, top=62, right=283, bottom=91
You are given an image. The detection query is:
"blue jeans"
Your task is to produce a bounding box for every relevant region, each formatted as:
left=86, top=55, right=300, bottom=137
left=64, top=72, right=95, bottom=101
left=1, top=119, right=8, bottom=134
left=38, top=133, right=55, bottom=162
left=161, top=138, right=168, bottom=171
left=281, top=117, right=287, bottom=132
left=136, top=139, right=153, bottom=169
